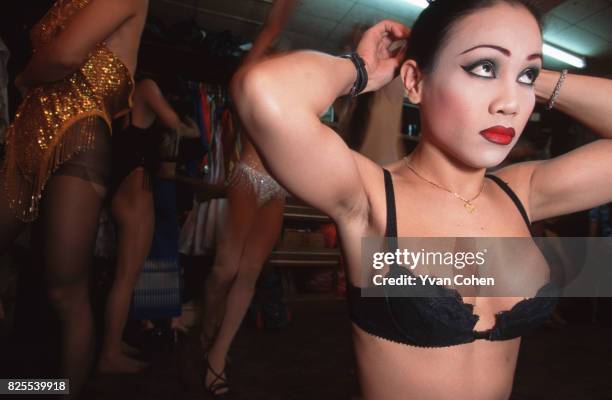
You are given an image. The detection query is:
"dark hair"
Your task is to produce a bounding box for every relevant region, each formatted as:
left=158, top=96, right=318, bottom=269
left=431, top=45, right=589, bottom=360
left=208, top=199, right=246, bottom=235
left=408, top=0, right=542, bottom=73
left=157, top=75, right=193, bottom=119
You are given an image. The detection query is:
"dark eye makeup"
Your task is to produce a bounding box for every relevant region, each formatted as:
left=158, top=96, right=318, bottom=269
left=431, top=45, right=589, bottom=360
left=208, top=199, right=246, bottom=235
left=461, top=59, right=497, bottom=79
left=518, top=67, right=540, bottom=85
left=461, top=58, right=541, bottom=86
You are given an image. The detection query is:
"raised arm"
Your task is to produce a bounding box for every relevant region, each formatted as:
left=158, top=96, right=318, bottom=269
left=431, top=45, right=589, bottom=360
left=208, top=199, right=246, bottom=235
left=511, top=71, right=612, bottom=221
left=241, top=0, right=298, bottom=66
left=537, top=71, right=612, bottom=136
left=16, top=0, right=146, bottom=87
left=231, top=21, right=408, bottom=220
left=137, top=79, right=199, bottom=138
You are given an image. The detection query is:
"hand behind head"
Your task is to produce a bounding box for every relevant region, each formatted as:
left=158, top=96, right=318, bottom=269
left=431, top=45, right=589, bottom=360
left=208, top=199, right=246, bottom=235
left=357, top=20, right=410, bottom=93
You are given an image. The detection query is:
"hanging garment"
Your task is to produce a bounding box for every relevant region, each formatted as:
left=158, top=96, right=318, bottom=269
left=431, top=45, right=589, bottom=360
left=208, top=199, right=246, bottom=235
left=131, top=178, right=182, bottom=319
left=179, top=92, right=228, bottom=256
left=0, top=37, right=9, bottom=144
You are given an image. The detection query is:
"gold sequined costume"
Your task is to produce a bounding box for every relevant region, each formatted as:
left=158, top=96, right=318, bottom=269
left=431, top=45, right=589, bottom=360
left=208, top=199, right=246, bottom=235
left=1, top=0, right=134, bottom=222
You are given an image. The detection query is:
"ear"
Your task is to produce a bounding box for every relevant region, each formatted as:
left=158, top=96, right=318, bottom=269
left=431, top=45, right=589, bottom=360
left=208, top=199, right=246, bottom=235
left=400, top=59, right=424, bottom=105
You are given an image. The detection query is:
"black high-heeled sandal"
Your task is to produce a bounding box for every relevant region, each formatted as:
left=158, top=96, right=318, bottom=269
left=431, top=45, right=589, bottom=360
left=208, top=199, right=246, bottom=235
left=203, top=354, right=229, bottom=398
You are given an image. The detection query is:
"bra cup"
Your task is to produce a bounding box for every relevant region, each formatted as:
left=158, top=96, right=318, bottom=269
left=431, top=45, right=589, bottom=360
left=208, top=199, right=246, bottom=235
left=491, top=285, right=560, bottom=340
left=381, top=266, right=559, bottom=345
left=383, top=266, right=479, bottom=346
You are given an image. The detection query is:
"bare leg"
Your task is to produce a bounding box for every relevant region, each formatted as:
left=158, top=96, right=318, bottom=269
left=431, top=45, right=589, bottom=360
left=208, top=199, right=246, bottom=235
left=121, top=341, right=142, bottom=357
left=37, top=174, right=106, bottom=398
left=200, top=184, right=258, bottom=345
left=204, top=197, right=285, bottom=392
left=99, top=168, right=154, bottom=373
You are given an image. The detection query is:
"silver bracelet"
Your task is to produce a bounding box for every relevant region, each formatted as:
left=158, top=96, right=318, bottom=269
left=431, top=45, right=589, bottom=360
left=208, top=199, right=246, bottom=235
left=546, top=69, right=568, bottom=110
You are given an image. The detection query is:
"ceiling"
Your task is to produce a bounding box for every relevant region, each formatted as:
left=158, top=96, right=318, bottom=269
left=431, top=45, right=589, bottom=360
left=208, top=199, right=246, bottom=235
left=150, top=0, right=612, bottom=75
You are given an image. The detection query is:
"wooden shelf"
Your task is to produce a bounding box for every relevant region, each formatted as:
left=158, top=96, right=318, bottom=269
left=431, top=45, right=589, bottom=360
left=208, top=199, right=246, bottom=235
left=269, top=249, right=341, bottom=268
left=271, top=249, right=341, bottom=257
left=270, top=259, right=339, bottom=268
left=283, top=212, right=332, bottom=223
left=283, top=201, right=333, bottom=223
left=275, top=201, right=341, bottom=301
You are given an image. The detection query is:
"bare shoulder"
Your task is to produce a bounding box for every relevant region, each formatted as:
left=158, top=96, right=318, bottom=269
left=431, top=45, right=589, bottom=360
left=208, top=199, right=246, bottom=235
left=117, top=0, right=149, bottom=32
left=489, top=160, right=543, bottom=214
left=135, top=0, right=149, bottom=16
left=125, top=0, right=149, bottom=24
left=91, top=0, right=147, bottom=15
left=127, top=0, right=149, bottom=13
left=493, top=161, right=541, bottom=191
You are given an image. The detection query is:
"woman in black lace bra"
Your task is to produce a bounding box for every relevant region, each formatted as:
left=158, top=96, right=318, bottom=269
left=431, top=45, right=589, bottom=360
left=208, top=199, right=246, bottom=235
left=231, top=0, right=612, bottom=399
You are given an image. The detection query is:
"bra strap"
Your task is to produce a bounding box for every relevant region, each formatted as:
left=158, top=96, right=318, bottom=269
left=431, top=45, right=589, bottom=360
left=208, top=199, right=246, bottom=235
left=383, top=169, right=398, bottom=238
left=486, top=174, right=531, bottom=227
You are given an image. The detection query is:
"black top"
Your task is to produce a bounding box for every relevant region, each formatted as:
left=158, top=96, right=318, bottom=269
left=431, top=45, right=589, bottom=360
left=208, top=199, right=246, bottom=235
left=110, top=120, right=162, bottom=194
left=347, top=169, right=558, bottom=347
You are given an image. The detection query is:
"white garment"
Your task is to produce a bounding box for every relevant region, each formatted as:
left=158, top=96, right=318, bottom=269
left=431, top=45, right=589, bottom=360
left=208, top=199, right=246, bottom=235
left=179, top=112, right=227, bottom=256
left=0, top=37, right=9, bottom=144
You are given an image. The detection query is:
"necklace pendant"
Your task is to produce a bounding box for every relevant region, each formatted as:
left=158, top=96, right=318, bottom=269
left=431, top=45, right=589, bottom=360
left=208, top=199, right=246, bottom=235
left=464, top=202, right=476, bottom=213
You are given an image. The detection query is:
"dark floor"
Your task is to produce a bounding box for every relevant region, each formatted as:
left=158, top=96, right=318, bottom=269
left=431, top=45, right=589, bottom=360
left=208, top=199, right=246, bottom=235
left=73, top=299, right=612, bottom=400
left=82, top=299, right=357, bottom=400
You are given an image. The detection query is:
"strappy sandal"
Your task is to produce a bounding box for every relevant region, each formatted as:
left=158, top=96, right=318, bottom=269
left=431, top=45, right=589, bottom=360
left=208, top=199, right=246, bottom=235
left=200, top=331, right=232, bottom=364
left=203, top=354, right=229, bottom=398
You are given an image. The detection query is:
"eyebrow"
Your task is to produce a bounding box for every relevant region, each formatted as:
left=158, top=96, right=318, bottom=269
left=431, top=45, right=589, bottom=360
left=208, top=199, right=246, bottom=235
left=459, top=44, right=542, bottom=61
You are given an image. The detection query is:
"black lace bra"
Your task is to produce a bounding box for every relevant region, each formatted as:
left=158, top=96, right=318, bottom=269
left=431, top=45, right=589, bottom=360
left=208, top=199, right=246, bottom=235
left=347, top=169, right=558, bottom=347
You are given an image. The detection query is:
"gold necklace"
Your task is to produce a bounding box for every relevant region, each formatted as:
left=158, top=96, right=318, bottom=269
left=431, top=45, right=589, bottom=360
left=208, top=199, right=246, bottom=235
left=403, top=157, right=485, bottom=213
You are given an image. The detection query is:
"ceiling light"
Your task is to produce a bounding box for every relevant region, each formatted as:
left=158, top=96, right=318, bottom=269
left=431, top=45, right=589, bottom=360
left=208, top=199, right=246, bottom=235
left=404, top=0, right=430, bottom=9
left=543, top=43, right=586, bottom=69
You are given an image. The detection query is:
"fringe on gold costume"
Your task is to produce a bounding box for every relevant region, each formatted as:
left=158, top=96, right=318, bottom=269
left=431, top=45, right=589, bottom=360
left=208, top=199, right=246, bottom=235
left=1, top=0, right=134, bottom=221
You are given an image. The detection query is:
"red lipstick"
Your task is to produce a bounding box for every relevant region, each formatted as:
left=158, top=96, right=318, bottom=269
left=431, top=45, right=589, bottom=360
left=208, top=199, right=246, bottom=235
left=480, top=126, right=515, bottom=145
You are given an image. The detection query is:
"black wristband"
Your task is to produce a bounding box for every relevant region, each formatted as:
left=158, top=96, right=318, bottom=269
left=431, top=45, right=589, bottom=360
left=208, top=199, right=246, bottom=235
left=339, top=52, right=368, bottom=97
